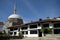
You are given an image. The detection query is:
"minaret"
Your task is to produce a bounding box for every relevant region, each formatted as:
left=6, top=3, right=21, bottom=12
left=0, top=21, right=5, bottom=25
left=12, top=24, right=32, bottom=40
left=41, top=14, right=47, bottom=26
left=14, top=4, right=16, bottom=14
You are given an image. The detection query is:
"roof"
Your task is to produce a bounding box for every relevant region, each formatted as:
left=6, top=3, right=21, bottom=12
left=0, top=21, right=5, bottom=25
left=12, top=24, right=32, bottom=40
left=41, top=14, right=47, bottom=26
left=7, top=18, right=60, bottom=29
left=39, top=19, right=60, bottom=23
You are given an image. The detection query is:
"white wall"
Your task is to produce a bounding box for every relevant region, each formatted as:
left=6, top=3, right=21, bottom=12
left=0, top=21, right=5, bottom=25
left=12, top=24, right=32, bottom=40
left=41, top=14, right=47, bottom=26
left=23, top=34, right=38, bottom=37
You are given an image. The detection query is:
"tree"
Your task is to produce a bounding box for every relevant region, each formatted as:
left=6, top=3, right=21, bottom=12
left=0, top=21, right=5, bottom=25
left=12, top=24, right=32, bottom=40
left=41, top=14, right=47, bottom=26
left=19, top=32, right=23, bottom=39
left=41, top=27, right=52, bottom=36
left=2, top=30, right=8, bottom=36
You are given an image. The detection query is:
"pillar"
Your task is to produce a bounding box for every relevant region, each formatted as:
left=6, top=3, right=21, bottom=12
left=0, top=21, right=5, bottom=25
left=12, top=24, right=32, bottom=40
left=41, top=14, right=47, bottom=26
left=20, top=27, right=22, bottom=31
left=12, top=32, right=14, bottom=36
left=41, top=24, right=44, bottom=37
left=28, top=25, right=30, bottom=36
left=17, top=28, right=19, bottom=36
left=49, top=23, right=54, bottom=34
left=37, top=23, right=41, bottom=29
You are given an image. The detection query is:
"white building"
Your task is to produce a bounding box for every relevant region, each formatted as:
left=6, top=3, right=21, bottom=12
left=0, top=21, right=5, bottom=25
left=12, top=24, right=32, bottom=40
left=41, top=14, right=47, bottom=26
left=8, top=18, right=60, bottom=37
left=3, top=5, right=60, bottom=37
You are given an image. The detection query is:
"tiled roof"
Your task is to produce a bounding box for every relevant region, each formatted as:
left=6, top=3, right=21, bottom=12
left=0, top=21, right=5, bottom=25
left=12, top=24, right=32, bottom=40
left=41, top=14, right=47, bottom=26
left=7, top=18, right=60, bottom=29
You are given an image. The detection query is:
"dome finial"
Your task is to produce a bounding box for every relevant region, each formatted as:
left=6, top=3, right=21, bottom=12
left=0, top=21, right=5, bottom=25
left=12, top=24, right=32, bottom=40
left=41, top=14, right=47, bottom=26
left=14, top=4, right=16, bottom=14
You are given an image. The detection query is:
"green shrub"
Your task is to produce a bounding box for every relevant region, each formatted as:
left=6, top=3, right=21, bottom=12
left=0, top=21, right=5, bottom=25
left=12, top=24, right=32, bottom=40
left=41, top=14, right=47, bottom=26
left=41, top=27, right=52, bottom=34
left=19, top=32, right=23, bottom=39
left=2, top=30, right=8, bottom=37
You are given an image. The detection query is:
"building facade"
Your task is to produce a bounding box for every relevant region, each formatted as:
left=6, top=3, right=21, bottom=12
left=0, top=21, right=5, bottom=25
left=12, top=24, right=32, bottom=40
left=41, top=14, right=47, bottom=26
left=3, top=5, right=60, bottom=37
left=7, top=17, right=60, bottom=37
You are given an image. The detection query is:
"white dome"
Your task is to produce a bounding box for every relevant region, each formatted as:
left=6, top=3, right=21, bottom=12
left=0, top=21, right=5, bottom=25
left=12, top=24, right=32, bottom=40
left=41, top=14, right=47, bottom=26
left=8, top=14, right=21, bottom=19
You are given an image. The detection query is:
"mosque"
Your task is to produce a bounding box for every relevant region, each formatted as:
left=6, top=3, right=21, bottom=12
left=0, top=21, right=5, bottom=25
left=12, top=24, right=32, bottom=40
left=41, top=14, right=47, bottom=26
left=1, top=5, right=60, bottom=37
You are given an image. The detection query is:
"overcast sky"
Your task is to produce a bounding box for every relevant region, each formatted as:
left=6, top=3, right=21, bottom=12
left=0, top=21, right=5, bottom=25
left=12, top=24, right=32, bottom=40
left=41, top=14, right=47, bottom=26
left=0, top=0, right=60, bottom=23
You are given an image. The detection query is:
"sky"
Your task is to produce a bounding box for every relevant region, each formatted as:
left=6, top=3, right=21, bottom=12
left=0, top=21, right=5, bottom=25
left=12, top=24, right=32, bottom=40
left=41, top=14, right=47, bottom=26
left=0, top=0, right=60, bottom=23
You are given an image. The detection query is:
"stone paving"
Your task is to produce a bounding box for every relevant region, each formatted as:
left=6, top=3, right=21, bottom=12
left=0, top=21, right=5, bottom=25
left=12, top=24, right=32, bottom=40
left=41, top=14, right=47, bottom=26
left=10, top=37, right=60, bottom=40
left=10, top=34, right=60, bottom=40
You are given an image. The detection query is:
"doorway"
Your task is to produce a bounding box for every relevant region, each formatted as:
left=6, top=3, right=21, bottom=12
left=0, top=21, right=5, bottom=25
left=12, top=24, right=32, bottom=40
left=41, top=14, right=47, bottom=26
left=38, top=29, right=42, bottom=37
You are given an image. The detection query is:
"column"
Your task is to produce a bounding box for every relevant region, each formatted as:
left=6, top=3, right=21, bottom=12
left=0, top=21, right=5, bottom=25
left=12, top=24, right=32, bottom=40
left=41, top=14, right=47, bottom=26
left=28, top=25, right=30, bottom=36
left=37, top=23, right=42, bottom=37
left=17, top=28, right=19, bottom=36
left=41, top=24, right=44, bottom=37
left=12, top=28, right=14, bottom=36
left=12, top=32, right=14, bottom=36
left=49, top=23, right=54, bottom=34
left=24, top=31, right=26, bottom=37
left=20, top=27, right=22, bottom=35
left=20, top=27, right=22, bottom=31
left=37, top=23, right=39, bottom=37
left=37, top=23, right=41, bottom=29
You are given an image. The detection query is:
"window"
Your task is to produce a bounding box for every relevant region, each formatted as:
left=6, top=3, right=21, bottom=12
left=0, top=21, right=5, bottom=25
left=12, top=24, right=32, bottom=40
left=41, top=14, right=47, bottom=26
left=22, top=31, right=28, bottom=34
left=54, top=23, right=60, bottom=28
left=30, top=25, right=37, bottom=28
left=9, top=32, right=13, bottom=35
left=22, top=31, right=24, bottom=34
left=54, top=29, right=60, bottom=34
left=21, top=27, right=27, bottom=30
left=38, top=23, right=40, bottom=26
left=43, top=24, right=49, bottom=27
left=25, top=31, right=28, bottom=34
left=10, top=28, right=13, bottom=31
left=30, top=30, right=37, bottom=34
left=14, top=28, right=18, bottom=30
left=14, top=32, right=16, bottom=35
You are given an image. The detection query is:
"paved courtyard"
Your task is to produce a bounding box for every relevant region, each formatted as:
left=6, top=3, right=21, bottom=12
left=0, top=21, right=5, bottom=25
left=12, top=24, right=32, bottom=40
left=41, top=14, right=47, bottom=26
left=10, top=37, right=60, bottom=40
left=10, top=34, right=60, bottom=40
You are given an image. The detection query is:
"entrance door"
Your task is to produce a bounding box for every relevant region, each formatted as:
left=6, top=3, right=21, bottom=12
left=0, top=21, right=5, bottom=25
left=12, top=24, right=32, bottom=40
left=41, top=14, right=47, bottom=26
left=38, top=29, right=42, bottom=37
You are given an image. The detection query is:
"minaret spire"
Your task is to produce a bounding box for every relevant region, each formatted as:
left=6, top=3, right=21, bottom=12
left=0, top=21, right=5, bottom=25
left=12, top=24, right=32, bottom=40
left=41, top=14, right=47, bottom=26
left=14, top=4, right=16, bottom=14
